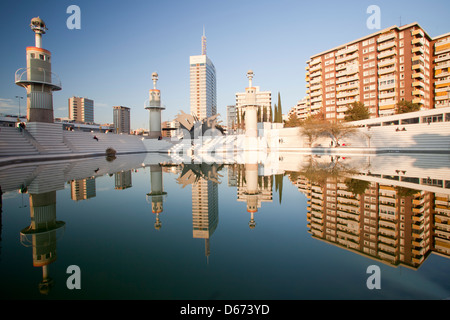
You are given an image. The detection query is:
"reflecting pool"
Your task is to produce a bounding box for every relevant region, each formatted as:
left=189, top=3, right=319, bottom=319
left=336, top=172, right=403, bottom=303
left=0, top=152, right=449, bottom=300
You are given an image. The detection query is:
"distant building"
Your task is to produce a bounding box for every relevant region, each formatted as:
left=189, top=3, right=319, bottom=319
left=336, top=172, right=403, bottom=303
left=226, top=105, right=237, bottom=134
left=190, top=29, right=217, bottom=120
left=235, top=72, right=272, bottom=124
left=68, top=96, right=94, bottom=123
left=113, top=106, right=130, bottom=134
left=161, top=120, right=180, bottom=138
left=287, top=97, right=310, bottom=121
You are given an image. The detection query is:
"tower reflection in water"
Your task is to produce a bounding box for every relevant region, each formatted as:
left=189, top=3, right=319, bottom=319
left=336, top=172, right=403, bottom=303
left=146, top=164, right=167, bottom=230
left=20, top=190, right=65, bottom=294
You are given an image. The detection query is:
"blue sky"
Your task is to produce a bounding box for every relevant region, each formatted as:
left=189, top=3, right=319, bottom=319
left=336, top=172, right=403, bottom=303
left=1, top=0, right=449, bottom=130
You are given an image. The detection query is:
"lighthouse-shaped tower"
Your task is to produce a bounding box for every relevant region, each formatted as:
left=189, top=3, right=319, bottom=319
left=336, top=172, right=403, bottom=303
left=15, top=17, right=61, bottom=123
left=243, top=70, right=258, bottom=139
left=146, top=72, right=165, bottom=139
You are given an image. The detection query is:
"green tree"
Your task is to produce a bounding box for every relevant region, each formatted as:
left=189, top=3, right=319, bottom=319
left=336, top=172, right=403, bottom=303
left=276, top=92, right=283, bottom=123
left=344, top=101, right=370, bottom=122
left=273, top=104, right=278, bottom=123
left=396, top=100, right=421, bottom=114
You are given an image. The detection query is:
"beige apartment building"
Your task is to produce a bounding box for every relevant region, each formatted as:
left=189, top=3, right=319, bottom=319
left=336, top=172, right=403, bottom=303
left=300, top=23, right=450, bottom=121
left=68, top=96, right=94, bottom=123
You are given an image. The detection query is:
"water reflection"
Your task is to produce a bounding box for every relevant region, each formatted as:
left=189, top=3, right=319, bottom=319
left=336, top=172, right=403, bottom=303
left=0, top=152, right=449, bottom=298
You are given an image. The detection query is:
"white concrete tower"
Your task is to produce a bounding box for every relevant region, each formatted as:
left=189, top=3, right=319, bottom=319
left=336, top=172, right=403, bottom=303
left=15, top=17, right=61, bottom=123
left=243, top=70, right=259, bottom=140
left=146, top=72, right=165, bottom=139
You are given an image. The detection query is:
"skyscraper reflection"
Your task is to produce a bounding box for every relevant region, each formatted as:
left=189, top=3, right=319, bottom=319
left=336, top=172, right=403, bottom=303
left=178, top=163, right=220, bottom=262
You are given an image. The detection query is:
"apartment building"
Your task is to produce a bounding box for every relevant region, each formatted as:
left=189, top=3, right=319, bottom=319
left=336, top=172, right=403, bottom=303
left=287, top=97, right=310, bottom=121
left=113, top=105, right=130, bottom=134
left=68, top=96, right=94, bottom=123
left=434, top=33, right=450, bottom=109
left=304, top=23, right=450, bottom=121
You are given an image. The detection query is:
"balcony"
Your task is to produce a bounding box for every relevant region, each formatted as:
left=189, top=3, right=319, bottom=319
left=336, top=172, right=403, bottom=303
left=378, top=58, right=396, bottom=68
left=412, top=29, right=424, bottom=37
left=379, top=91, right=396, bottom=99
left=310, top=64, right=322, bottom=72
left=435, top=77, right=450, bottom=87
left=15, top=67, right=62, bottom=91
left=412, top=64, right=425, bottom=72
left=436, top=71, right=450, bottom=79
left=378, top=32, right=397, bottom=43
left=412, top=72, right=425, bottom=79
left=412, top=38, right=425, bottom=46
left=336, top=53, right=359, bottom=64
left=336, top=74, right=359, bottom=85
left=413, top=98, right=425, bottom=105
left=435, top=37, right=450, bottom=49
left=435, top=61, right=450, bottom=70
left=412, top=46, right=424, bottom=54
left=412, top=89, right=425, bottom=96
left=435, top=53, right=450, bottom=63
left=378, top=49, right=397, bottom=59
left=378, top=66, right=397, bottom=75
left=310, top=57, right=321, bottom=66
left=412, top=81, right=425, bottom=88
left=335, top=63, right=346, bottom=71
left=378, top=40, right=397, bottom=51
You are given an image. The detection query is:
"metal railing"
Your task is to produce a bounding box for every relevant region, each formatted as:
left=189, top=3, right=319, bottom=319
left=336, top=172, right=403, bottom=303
left=15, top=67, right=62, bottom=90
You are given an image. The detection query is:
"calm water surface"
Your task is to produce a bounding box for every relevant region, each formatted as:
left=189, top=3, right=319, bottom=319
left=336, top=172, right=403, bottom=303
left=0, top=152, right=449, bottom=300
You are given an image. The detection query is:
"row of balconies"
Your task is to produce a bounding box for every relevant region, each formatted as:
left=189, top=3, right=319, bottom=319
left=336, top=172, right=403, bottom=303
left=435, top=37, right=450, bottom=49
left=336, top=98, right=357, bottom=106
left=378, top=32, right=397, bottom=43
left=336, top=89, right=359, bottom=98
left=435, top=53, right=450, bottom=63
left=378, top=65, right=397, bottom=75
left=436, top=71, right=450, bottom=79
left=378, top=49, right=397, bottom=59
left=378, top=40, right=397, bottom=52
left=336, top=81, right=359, bottom=91
left=336, top=74, right=359, bottom=85
left=435, top=60, right=450, bottom=70
left=336, top=52, right=359, bottom=64
left=378, top=58, right=396, bottom=68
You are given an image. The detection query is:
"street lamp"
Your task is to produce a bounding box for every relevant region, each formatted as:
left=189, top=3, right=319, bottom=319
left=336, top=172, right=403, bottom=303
left=15, top=95, right=23, bottom=119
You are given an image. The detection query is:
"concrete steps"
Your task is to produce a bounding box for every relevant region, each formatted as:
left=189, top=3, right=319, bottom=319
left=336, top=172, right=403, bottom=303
left=63, top=131, right=147, bottom=154
left=26, top=122, right=72, bottom=154
left=0, top=126, right=40, bottom=157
